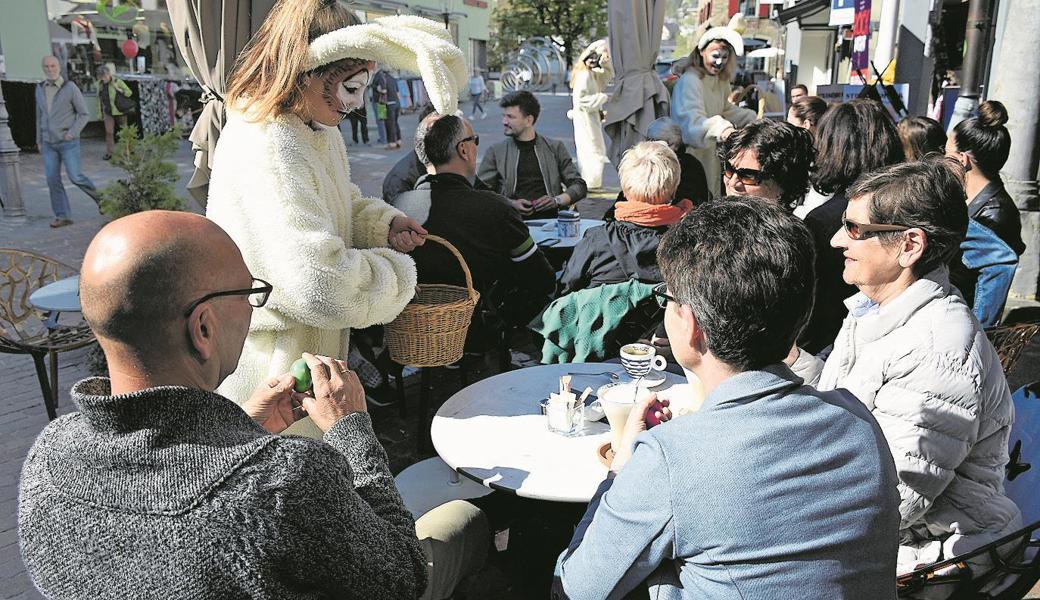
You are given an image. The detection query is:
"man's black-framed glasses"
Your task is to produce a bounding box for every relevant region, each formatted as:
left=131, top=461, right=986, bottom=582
left=456, top=134, right=479, bottom=149
left=652, top=283, right=679, bottom=309
left=841, top=210, right=910, bottom=240
left=722, top=161, right=764, bottom=186
left=183, top=278, right=273, bottom=318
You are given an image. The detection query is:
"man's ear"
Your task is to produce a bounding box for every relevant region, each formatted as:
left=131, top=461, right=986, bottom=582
left=186, top=305, right=216, bottom=362
left=898, top=229, right=928, bottom=269
left=676, top=303, right=707, bottom=354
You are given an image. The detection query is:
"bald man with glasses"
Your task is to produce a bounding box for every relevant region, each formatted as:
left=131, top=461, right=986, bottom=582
left=19, top=211, right=487, bottom=599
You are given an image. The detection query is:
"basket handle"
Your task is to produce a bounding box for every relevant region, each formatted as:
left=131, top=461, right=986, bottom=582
left=422, top=235, right=478, bottom=302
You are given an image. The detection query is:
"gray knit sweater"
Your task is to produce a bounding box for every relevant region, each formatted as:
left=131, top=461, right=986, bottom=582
left=19, top=378, right=428, bottom=599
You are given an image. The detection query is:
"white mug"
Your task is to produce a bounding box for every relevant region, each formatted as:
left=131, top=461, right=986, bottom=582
left=619, top=343, right=666, bottom=378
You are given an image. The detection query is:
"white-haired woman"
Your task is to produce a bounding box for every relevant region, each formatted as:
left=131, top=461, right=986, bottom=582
left=568, top=39, right=613, bottom=189
left=670, top=14, right=756, bottom=196
left=206, top=0, right=465, bottom=425
left=560, top=141, right=689, bottom=294
left=788, top=158, right=1021, bottom=583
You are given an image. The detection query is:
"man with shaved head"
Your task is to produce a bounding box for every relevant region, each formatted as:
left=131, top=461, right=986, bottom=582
left=17, top=211, right=457, bottom=598
left=37, top=55, right=100, bottom=227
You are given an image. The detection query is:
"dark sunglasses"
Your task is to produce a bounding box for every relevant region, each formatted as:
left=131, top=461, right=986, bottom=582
left=456, top=134, right=480, bottom=149
left=841, top=211, right=910, bottom=240
left=723, top=161, right=764, bottom=186
left=652, top=283, right=680, bottom=309
left=183, top=277, right=273, bottom=318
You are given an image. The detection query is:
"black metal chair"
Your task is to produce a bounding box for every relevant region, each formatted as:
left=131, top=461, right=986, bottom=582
left=0, top=249, right=96, bottom=420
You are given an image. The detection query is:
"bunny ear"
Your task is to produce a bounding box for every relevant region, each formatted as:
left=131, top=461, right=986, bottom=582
left=306, top=16, right=467, bottom=114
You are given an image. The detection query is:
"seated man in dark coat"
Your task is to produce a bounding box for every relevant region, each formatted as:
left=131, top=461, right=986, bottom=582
left=408, top=115, right=555, bottom=334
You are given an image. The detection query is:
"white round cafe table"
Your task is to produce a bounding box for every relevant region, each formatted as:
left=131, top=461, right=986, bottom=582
left=526, top=218, right=604, bottom=249
left=28, top=275, right=81, bottom=313
left=431, top=362, right=688, bottom=503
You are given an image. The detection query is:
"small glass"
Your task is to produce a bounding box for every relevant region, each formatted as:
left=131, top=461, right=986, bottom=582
left=544, top=396, right=584, bottom=436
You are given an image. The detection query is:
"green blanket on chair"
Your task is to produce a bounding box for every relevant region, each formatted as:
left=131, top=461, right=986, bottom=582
left=530, top=280, right=656, bottom=364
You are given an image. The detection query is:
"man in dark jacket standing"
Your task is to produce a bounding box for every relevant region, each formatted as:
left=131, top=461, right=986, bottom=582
left=36, top=55, right=100, bottom=227
left=478, top=91, right=587, bottom=219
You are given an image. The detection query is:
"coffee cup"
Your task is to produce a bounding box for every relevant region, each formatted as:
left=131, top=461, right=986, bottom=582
left=620, top=343, right=667, bottom=379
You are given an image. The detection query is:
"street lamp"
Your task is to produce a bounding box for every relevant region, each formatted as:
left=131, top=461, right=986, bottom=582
left=0, top=73, right=26, bottom=221
left=441, top=0, right=453, bottom=31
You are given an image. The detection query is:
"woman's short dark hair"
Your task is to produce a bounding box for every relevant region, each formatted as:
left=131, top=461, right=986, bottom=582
left=897, top=116, right=946, bottom=161
left=423, top=115, right=466, bottom=167
left=788, top=96, right=827, bottom=127
left=657, top=196, right=816, bottom=371
left=952, top=100, right=1011, bottom=180
left=717, top=120, right=815, bottom=211
left=499, top=90, right=541, bottom=122
left=846, top=157, right=968, bottom=278
left=812, top=99, right=903, bottom=195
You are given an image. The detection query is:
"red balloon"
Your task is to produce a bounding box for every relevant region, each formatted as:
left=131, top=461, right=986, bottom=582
left=121, top=39, right=139, bottom=59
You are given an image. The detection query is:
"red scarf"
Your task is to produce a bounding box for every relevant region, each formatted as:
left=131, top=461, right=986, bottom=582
left=614, top=199, right=693, bottom=227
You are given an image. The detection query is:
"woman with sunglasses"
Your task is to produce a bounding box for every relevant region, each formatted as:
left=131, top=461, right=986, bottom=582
left=717, top=119, right=815, bottom=213
left=205, top=0, right=466, bottom=430
left=799, top=99, right=904, bottom=354
left=789, top=157, right=1020, bottom=582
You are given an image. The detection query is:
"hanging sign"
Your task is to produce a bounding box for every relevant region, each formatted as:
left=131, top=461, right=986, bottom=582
left=829, top=0, right=856, bottom=26
left=851, top=0, right=871, bottom=71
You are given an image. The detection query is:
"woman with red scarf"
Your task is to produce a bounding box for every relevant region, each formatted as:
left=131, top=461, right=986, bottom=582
left=559, top=142, right=690, bottom=295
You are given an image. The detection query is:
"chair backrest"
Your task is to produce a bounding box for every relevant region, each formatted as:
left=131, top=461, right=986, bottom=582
left=1006, top=382, right=1040, bottom=524
left=986, top=322, right=1040, bottom=375
left=0, top=249, right=77, bottom=341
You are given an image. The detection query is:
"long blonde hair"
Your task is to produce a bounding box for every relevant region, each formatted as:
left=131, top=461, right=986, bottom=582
left=226, top=0, right=361, bottom=121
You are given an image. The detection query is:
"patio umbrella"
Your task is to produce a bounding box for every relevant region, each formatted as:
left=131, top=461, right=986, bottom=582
left=166, top=0, right=276, bottom=208
left=602, top=0, right=670, bottom=166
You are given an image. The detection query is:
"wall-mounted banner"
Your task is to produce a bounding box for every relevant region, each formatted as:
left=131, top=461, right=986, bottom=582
left=851, top=0, right=871, bottom=71
left=829, top=0, right=856, bottom=26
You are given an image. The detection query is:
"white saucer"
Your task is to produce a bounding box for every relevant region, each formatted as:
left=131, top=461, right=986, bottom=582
left=619, top=372, right=667, bottom=387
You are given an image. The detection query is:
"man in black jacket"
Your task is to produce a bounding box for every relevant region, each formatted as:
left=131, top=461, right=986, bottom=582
left=381, top=104, right=439, bottom=203
left=410, top=115, right=555, bottom=331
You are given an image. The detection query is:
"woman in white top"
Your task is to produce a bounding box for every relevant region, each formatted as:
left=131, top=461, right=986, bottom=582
left=206, top=0, right=466, bottom=434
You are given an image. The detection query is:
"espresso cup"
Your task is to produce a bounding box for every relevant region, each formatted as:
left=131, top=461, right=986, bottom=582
left=620, top=343, right=667, bottom=379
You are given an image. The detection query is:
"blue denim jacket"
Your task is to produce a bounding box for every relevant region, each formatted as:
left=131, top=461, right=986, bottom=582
left=957, top=219, right=1018, bottom=328
left=554, top=366, right=900, bottom=600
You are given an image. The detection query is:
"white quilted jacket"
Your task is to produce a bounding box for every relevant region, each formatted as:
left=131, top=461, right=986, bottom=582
left=792, top=268, right=1021, bottom=558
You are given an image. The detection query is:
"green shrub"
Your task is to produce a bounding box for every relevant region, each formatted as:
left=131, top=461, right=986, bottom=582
left=98, top=125, right=185, bottom=218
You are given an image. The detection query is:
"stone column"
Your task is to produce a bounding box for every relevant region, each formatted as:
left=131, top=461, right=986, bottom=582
left=0, top=81, right=26, bottom=221
left=988, top=0, right=1040, bottom=299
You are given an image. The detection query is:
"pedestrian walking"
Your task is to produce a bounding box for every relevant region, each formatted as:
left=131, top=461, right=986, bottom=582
left=348, top=99, right=369, bottom=145
left=36, top=55, right=100, bottom=227
left=96, top=65, right=133, bottom=160
left=371, top=80, right=387, bottom=144
left=376, top=69, right=401, bottom=148
left=468, top=69, right=487, bottom=119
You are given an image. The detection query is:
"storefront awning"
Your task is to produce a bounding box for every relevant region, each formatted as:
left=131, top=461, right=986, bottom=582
left=777, top=0, right=829, bottom=25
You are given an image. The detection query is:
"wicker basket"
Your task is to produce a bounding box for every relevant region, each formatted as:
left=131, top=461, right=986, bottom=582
left=385, top=235, right=480, bottom=367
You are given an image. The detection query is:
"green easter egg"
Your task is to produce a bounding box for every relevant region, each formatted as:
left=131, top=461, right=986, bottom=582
left=290, top=358, right=312, bottom=393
